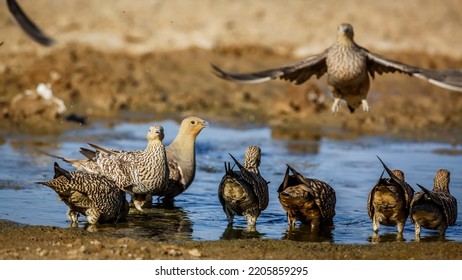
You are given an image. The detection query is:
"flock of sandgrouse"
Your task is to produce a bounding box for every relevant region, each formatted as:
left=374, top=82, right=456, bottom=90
left=39, top=115, right=457, bottom=240
left=6, top=0, right=460, bottom=239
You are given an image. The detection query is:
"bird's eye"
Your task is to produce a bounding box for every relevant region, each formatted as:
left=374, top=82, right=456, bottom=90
left=191, top=120, right=196, bottom=124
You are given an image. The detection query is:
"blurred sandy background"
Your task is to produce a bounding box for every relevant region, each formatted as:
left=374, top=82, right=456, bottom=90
left=1, top=0, right=461, bottom=57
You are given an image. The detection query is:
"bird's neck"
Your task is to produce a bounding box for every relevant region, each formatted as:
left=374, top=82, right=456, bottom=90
left=145, top=140, right=164, bottom=153
left=337, top=36, right=356, bottom=48
left=168, top=133, right=197, bottom=164
left=244, top=163, right=259, bottom=175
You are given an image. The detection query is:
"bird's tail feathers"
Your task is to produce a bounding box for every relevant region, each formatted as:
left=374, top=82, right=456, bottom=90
left=53, top=162, right=72, bottom=181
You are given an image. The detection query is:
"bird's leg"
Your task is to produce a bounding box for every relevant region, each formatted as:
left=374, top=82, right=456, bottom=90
left=310, top=219, right=320, bottom=232
left=132, top=194, right=147, bottom=211
left=133, top=201, right=144, bottom=211
left=85, top=208, right=100, bottom=225
left=414, top=223, right=421, bottom=240
left=86, top=224, right=98, bottom=233
left=396, top=232, right=404, bottom=242
left=397, top=221, right=404, bottom=235
left=331, top=98, right=341, bottom=114
left=225, top=209, right=234, bottom=227
left=372, top=215, right=380, bottom=233
left=67, top=209, right=79, bottom=224
left=247, top=224, right=257, bottom=232
left=361, top=99, right=370, bottom=112
left=245, top=213, right=257, bottom=231
left=437, top=223, right=447, bottom=236
left=371, top=232, right=379, bottom=244
left=287, top=213, right=296, bottom=229
left=144, top=193, right=153, bottom=208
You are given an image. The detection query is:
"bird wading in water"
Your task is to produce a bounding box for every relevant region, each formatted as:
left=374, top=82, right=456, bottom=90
left=410, top=169, right=457, bottom=240
left=218, top=146, right=269, bottom=231
left=54, top=116, right=208, bottom=204
left=49, top=125, right=169, bottom=211
left=278, top=165, right=336, bottom=231
left=367, top=157, right=414, bottom=237
left=212, top=23, right=462, bottom=113
left=38, top=162, right=129, bottom=225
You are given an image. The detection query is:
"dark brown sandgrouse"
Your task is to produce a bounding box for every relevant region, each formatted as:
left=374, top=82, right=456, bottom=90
left=410, top=169, right=457, bottom=239
left=278, top=165, right=336, bottom=231
left=218, top=146, right=269, bottom=231
left=367, top=156, right=414, bottom=235
left=38, top=162, right=129, bottom=225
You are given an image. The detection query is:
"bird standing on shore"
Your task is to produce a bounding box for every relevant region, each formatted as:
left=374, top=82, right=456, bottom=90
left=38, top=162, right=129, bottom=225
left=367, top=157, right=414, bottom=235
left=278, top=165, right=336, bottom=231
left=212, top=23, right=462, bottom=113
left=218, top=146, right=269, bottom=231
left=410, top=169, right=457, bottom=240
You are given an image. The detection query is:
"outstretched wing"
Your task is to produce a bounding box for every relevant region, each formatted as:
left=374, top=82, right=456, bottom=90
left=211, top=50, right=328, bottom=85
left=366, top=50, right=462, bottom=92
left=6, top=0, right=55, bottom=46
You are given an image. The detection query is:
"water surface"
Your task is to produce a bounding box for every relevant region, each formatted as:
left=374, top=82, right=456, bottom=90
left=1, top=119, right=461, bottom=244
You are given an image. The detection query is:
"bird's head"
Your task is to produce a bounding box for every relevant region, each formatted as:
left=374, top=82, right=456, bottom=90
left=337, top=23, right=355, bottom=42
left=147, top=125, right=165, bottom=141
left=244, top=145, right=262, bottom=169
left=179, top=116, right=209, bottom=138
left=434, top=169, right=450, bottom=193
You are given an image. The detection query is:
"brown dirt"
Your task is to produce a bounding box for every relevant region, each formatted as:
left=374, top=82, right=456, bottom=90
left=1, top=0, right=462, bottom=259
left=2, top=220, right=462, bottom=260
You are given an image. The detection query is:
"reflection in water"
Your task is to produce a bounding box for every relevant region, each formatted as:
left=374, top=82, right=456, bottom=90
left=271, top=125, right=321, bottom=154
left=220, top=226, right=264, bottom=240
left=282, top=224, right=334, bottom=243
left=413, top=234, right=450, bottom=243
left=94, top=204, right=193, bottom=241
left=369, top=232, right=406, bottom=244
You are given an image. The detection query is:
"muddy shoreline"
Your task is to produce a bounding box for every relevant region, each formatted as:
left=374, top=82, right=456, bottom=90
left=2, top=46, right=461, bottom=142
left=1, top=220, right=462, bottom=260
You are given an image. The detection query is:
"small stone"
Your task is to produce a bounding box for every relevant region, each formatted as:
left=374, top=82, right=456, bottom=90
left=188, top=249, right=201, bottom=257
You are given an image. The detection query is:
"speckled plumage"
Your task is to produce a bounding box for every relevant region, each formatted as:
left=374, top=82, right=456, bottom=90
left=38, top=162, right=129, bottom=225
left=73, top=116, right=208, bottom=203
left=218, top=146, right=269, bottom=230
left=410, top=169, right=457, bottom=238
left=367, top=157, right=414, bottom=234
left=56, top=125, right=169, bottom=211
left=278, top=165, right=336, bottom=230
left=212, top=23, right=462, bottom=113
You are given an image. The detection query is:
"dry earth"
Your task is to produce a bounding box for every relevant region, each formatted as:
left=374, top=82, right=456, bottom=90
left=1, top=0, right=462, bottom=260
